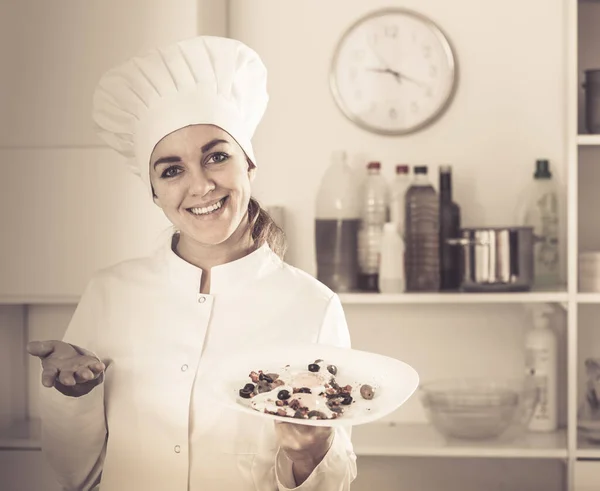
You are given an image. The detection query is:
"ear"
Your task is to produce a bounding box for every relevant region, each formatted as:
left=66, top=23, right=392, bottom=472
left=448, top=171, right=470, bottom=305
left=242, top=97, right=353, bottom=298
left=247, top=158, right=257, bottom=182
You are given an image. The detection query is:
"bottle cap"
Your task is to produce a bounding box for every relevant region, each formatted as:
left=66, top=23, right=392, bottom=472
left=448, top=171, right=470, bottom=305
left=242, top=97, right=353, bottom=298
left=396, top=164, right=409, bottom=174
left=367, top=161, right=381, bottom=170
left=439, top=165, right=452, bottom=173
left=414, top=165, right=428, bottom=174
left=534, top=159, right=552, bottom=179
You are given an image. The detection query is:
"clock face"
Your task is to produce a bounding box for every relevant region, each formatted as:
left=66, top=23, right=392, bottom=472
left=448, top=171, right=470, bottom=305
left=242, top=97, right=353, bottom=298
left=330, top=8, right=457, bottom=135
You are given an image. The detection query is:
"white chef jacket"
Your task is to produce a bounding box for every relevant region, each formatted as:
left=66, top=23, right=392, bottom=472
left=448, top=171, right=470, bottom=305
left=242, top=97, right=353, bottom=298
left=39, top=233, right=357, bottom=491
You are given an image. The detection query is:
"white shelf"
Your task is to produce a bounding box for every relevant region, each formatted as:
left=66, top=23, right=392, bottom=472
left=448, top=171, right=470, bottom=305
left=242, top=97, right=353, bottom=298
left=577, top=135, right=600, bottom=146
left=339, top=289, right=568, bottom=305
left=577, top=439, right=600, bottom=460
left=0, top=295, right=79, bottom=305
left=352, top=422, right=568, bottom=459
left=0, top=291, right=571, bottom=306
left=0, top=419, right=41, bottom=450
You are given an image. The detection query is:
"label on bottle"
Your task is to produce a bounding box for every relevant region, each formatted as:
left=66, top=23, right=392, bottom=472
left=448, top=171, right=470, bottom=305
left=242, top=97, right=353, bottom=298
left=535, top=192, right=559, bottom=272
left=525, top=347, right=554, bottom=425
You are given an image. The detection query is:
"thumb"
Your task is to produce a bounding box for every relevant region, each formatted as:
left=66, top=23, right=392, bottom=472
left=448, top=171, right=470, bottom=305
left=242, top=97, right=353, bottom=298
left=26, top=340, right=56, bottom=358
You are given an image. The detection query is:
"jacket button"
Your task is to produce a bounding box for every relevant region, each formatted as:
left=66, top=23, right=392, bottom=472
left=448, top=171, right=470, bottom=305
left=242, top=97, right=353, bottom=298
left=174, top=445, right=181, bottom=453
left=181, top=364, right=188, bottom=372
left=198, top=296, right=206, bottom=304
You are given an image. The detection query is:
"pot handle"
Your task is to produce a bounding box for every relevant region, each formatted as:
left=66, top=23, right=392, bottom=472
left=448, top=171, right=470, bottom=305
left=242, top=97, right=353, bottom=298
left=446, top=238, right=491, bottom=246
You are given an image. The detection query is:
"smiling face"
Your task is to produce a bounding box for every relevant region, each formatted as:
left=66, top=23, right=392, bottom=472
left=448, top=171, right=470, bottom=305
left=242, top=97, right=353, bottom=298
left=149, top=124, right=256, bottom=252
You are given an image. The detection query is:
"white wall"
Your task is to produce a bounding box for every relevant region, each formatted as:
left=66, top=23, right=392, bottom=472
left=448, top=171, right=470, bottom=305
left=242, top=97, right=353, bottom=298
left=229, top=0, right=567, bottom=275
left=228, top=2, right=569, bottom=489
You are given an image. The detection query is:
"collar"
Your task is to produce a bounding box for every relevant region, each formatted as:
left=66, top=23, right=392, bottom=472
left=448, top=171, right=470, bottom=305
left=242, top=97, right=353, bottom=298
left=159, top=232, right=281, bottom=299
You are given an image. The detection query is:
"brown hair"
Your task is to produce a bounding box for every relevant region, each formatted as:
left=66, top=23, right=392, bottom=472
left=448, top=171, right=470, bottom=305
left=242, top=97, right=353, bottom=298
left=247, top=197, right=287, bottom=260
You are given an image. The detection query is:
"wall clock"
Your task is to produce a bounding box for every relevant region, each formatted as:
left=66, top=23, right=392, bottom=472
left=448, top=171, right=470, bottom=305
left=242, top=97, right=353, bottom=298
left=330, top=8, right=457, bottom=135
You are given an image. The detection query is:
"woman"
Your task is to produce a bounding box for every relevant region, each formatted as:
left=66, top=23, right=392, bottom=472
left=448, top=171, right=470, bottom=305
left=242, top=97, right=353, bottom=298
left=27, top=36, right=357, bottom=491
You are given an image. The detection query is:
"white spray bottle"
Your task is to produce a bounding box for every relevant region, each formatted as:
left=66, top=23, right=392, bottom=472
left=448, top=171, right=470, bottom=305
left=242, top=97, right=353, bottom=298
left=525, top=304, right=558, bottom=432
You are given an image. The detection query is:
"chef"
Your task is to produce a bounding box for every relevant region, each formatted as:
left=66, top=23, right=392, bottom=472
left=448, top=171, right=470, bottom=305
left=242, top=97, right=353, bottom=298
left=27, top=36, right=357, bottom=490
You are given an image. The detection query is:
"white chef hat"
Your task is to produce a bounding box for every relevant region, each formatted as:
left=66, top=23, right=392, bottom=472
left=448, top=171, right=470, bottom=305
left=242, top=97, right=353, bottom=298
left=92, top=36, right=269, bottom=194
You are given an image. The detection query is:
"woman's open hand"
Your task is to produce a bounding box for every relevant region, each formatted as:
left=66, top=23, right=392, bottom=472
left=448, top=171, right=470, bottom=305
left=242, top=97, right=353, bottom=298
left=27, top=340, right=105, bottom=397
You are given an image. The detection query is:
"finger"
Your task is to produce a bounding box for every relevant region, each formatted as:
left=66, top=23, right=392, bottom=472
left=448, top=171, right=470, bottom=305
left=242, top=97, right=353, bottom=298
left=58, top=370, right=76, bottom=386
left=88, top=361, right=105, bottom=374
left=75, top=367, right=95, bottom=382
left=41, top=367, right=59, bottom=388
left=27, top=341, right=56, bottom=358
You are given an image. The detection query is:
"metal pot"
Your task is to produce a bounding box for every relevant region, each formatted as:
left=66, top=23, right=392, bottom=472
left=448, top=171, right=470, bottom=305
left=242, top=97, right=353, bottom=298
left=447, top=227, right=534, bottom=292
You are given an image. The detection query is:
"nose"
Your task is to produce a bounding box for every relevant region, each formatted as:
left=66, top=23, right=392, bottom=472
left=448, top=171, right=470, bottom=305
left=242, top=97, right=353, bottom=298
left=188, top=167, right=215, bottom=196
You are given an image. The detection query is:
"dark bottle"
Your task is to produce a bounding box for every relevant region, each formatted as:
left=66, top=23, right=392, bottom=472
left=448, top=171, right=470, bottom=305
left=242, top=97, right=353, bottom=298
left=405, top=166, right=440, bottom=291
left=439, top=165, right=462, bottom=290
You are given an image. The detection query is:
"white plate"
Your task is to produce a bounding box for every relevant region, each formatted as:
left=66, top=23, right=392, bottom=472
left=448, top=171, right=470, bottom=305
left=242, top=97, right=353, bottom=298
left=201, top=343, right=419, bottom=427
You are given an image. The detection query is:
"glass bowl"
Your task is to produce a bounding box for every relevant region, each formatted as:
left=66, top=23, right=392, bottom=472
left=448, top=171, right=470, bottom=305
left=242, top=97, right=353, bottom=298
left=419, top=378, right=539, bottom=441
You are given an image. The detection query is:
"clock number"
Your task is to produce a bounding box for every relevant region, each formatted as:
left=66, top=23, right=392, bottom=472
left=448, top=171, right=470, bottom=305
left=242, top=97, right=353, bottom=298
left=385, top=25, right=398, bottom=38
left=410, top=102, right=419, bottom=114
left=423, top=45, right=432, bottom=59
left=429, top=65, right=438, bottom=78
left=353, top=50, right=365, bottom=61
left=389, top=108, right=398, bottom=120
left=425, top=87, right=434, bottom=98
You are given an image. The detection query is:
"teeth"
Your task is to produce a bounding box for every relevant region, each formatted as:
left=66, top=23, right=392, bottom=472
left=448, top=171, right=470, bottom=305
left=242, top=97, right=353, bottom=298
left=190, top=198, right=224, bottom=216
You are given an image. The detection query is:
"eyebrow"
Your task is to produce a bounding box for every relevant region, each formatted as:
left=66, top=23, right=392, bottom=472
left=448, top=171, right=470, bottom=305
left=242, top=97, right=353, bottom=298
left=152, top=139, right=230, bottom=169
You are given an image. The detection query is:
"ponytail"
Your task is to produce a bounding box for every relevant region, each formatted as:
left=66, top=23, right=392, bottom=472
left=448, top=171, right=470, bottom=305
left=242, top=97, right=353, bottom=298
left=247, top=197, right=287, bottom=260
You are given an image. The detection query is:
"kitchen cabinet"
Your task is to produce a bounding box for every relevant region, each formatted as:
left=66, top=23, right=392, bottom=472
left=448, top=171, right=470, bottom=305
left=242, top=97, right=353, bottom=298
left=0, top=148, right=171, bottom=299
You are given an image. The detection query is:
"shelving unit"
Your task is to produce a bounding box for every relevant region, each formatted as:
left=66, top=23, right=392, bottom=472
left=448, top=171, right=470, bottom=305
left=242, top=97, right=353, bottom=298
left=0, top=420, right=40, bottom=450
left=340, top=290, right=569, bottom=305
left=352, top=422, right=567, bottom=459
left=0, top=418, right=568, bottom=459
left=576, top=135, right=600, bottom=145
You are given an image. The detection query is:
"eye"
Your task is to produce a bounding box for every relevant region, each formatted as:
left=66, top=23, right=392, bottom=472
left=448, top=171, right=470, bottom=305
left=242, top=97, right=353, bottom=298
left=160, top=166, right=182, bottom=179
left=207, top=152, right=230, bottom=165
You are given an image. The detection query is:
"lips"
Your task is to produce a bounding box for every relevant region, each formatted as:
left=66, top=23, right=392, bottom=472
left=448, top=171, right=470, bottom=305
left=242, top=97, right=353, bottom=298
left=186, top=196, right=228, bottom=216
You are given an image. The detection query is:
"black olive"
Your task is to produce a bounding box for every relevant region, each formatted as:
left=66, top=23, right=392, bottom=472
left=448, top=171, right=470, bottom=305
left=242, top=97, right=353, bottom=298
left=307, top=410, right=327, bottom=419
left=297, top=387, right=311, bottom=394
left=341, top=395, right=353, bottom=405
left=308, top=363, right=320, bottom=372
left=293, top=410, right=305, bottom=419
left=239, top=389, right=252, bottom=399
left=327, top=364, right=338, bottom=375
left=277, top=390, right=291, bottom=400
left=243, top=383, right=255, bottom=392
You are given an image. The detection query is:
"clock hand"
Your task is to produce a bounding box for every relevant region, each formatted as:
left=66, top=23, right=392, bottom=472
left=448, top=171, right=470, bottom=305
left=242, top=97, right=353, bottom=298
left=395, top=71, right=428, bottom=89
left=366, top=67, right=428, bottom=89
left=366, top=67, right=402, bottom=83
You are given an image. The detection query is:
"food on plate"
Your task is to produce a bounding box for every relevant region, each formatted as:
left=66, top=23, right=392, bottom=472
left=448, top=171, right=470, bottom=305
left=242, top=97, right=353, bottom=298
left=360, top=384, right=374, bottom=400
left=238, top=359, right=376, bottom=420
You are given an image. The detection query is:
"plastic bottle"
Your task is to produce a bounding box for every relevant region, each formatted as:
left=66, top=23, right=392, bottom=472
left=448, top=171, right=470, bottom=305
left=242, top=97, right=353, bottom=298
left=379, top=222, right=405, bottom=293
left=518, top=159, right=560, bottom=288
left=315, top=151, right=361, bottom=292
left=439, top=166, right=462, bottom=290
left=525, top=304, right=558, bottom=432
left=389, top=164, right=411, bottom=237
left=404, top=166, right=440, bottom=292
left=357, top=161, right=389, bottom=292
